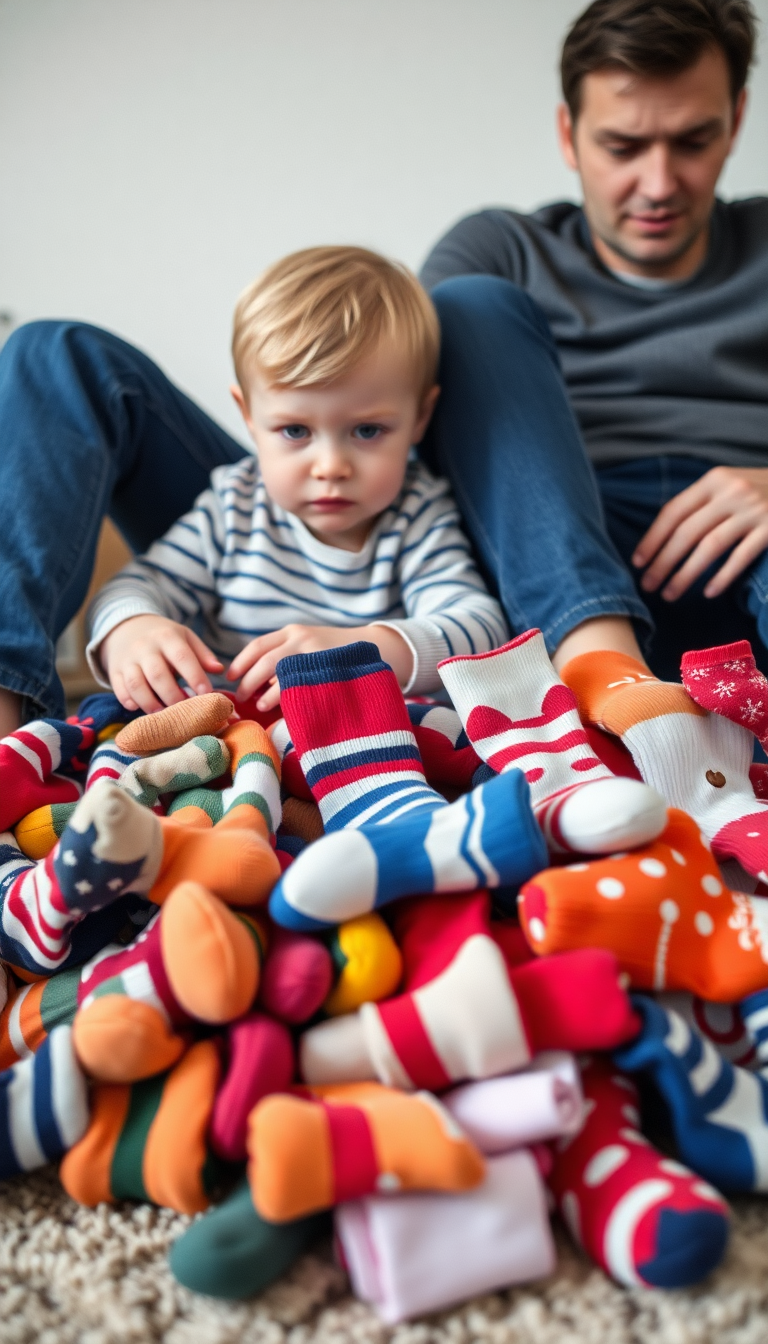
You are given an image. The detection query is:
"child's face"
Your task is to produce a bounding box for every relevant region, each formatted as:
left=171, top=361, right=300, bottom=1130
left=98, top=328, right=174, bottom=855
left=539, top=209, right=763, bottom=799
left=232, top=342, right=439, bottom=551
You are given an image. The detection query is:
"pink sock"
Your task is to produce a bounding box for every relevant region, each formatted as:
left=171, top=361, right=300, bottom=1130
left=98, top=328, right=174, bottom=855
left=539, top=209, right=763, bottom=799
left=438, top=629, right=666, bottom=854
left=257, top=926, right=333, bottom=1024
left=548, top=1056, right=729, bottom=1288
left=210, top=1011, right=294, bottom=1162
left=681, top=640, right=768, bottom=747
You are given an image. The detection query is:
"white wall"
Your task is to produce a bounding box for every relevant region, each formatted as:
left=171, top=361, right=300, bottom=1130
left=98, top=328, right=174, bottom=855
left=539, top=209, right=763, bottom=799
left=1, top=0, right=766, bottom=442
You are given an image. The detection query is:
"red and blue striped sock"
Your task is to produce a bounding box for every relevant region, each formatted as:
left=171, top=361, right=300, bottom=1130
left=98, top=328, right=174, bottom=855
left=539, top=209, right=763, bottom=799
left=277, top=642, right=444, bottom=831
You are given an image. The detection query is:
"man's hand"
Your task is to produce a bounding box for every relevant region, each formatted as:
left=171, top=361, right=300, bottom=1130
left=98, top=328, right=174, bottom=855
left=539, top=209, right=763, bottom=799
left=101, top=614, right=224, bottom=713
left=632, top=466, right=768, bottom=601
left=227, top=624, right=414, bottom=711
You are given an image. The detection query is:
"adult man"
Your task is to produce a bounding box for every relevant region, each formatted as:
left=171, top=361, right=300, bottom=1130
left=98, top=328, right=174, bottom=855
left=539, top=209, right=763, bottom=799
left=0, top=0, right=764, bottom=735
left=420, top=0, right=767, bottom=681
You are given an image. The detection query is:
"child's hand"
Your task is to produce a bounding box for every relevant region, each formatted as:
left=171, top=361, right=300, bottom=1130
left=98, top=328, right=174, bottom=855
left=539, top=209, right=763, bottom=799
left=101, top=614, right=224, bottom=713
left=227, top=624, right=413, bottom=711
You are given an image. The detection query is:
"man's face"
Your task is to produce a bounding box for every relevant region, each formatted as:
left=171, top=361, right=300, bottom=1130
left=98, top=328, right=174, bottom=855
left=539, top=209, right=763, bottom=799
left=557, top=46, right=746, bottom=278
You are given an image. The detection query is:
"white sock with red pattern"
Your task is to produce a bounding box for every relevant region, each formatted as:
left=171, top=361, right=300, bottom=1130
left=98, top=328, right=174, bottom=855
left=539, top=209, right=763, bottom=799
left=439, top=629, right=666, bottom=855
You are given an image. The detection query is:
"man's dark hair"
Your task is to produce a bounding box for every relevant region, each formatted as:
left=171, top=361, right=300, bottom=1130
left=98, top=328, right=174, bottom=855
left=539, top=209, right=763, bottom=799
left=561, top=0, right=758, bottom=120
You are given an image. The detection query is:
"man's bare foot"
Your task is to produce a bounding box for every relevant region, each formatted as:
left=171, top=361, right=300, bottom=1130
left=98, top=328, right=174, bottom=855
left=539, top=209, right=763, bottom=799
left=0, top=688, right=22, bottom=738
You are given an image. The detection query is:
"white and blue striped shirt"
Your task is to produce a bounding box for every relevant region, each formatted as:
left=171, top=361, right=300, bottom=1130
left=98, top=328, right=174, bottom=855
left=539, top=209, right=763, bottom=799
left=87, top=456, right=508, bottom=694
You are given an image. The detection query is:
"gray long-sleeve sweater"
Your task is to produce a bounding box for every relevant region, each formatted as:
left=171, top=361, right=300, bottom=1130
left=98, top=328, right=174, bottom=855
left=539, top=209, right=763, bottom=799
left=420, top=198, right=768, bottom=467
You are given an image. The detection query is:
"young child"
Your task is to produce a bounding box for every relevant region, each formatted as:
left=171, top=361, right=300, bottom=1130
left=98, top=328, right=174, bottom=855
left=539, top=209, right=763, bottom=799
left=87, top=246, right=508, bottom=713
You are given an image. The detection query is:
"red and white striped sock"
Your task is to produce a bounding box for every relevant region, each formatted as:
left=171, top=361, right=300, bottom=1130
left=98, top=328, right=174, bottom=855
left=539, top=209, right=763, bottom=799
left=0, top=719, right=93, bottom=831
left=299, top=892, right=639, bottom=1089
left=681, top=640, right=768, bottom=748
left=547, top=1056, right=730, bottom=1288
left=438, top=630, right=666, bottom=855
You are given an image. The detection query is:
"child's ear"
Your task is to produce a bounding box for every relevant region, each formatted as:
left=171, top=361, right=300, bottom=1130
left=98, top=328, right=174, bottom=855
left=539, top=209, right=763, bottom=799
left=412, top=384, right=441, bottom=443
left=230, top=383, right=255, bottom=433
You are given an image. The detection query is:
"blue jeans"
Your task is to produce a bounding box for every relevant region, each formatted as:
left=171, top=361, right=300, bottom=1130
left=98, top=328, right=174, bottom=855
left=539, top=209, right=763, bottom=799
left=0, top=280, right=765, bottom=718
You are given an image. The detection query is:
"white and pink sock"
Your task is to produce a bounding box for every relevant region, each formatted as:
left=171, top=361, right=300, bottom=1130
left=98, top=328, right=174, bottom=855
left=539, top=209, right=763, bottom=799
left=438, top=629, right=666, bottom=855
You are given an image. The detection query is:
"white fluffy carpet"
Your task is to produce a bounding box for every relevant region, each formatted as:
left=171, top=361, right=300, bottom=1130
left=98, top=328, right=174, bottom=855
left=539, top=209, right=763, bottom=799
left=2, top=1170, right=768, bottom=1343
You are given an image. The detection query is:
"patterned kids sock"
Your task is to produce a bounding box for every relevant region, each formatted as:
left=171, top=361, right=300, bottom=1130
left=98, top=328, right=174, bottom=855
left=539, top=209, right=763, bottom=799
left=257, top=926, right=334, bottom=1024
left=72, top=881, right=263, bottom=1081
left=118, top=735, right=230, bottom=811
left=0, top=781, right=162, bottom=976
left=209, top=1011, right=295, bottom=1162
left=439, top=630, right=667, bottom=855
left=74, top=690, right=141, bottom=739
left=270, top=645, right=546, bottom=929
left=658, top=991, right=756, bottom=1068
left=740, top=989, right=768, bottom=1074
left=615, top=995, right=768, bottom=1193
left=300, top=893, right=638, bottom=1088
left=562, top=650, right=768, bottom=881
left=681, top=641, right=768, bottom=747
left=0, top=966, right=82, bottom=1069
left=0, top=719, right=93, bottom=831
left=268, top=763, right=546, bottom=931
left=518, top=808, right=768, bottom=1001
left=247, top=1080, right=485, bottom=1222
left=85, top=738, right=139, bottom=792
left=278, top=642, right=445, bottom=830
left=548, top=1055, right=729, bottom=1288
left=0, top=1024, right=89, bottom=1178
left=218, top=720, right=282, bottom=838
left=269, top=719, right=315, bottom=803
left=14, top=802, right=77, bottom=860
left=60, top=1039, right=223, bottom=1214
left=404, top=702, right=482, bottom=791
left=322, top=913, right=403, bottom=1017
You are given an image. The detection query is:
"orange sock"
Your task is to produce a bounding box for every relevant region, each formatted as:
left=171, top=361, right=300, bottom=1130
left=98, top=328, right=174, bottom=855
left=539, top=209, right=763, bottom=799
left=60, top=1040, right=221, bottom=1214
left=114, top=692, right=234, bottom=755
left=72, top=882, right=263, bottom=1082
left=519, top=808, right=768, bottom=1001
left=151, top=817, right=280, bottom=906
left=247, top=1080, right=484, bottom=1222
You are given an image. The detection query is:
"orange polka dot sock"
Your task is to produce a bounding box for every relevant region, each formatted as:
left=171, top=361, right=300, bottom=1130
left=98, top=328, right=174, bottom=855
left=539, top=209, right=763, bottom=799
left=60, top=1039, right=223, bottom=1215
left=547, top=1056, right=729, bottom=1288
left=247, top=1081, right=485, bottom=1222
left=438, top=630, right=666, bottom=855
left=72, top=881, right=262, bottom=1081
left=562, top=650, right=768, bottom=882
left=519, top=808, right=768, bottom=1001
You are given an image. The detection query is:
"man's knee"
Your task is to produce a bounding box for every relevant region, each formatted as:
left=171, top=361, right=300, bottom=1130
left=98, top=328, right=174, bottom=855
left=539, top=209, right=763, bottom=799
left=430, top=274, right=553, bottom=349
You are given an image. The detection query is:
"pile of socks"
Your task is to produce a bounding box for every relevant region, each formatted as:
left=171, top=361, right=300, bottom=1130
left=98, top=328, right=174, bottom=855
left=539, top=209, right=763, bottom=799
left=4, top=633, right=768, bottom=1318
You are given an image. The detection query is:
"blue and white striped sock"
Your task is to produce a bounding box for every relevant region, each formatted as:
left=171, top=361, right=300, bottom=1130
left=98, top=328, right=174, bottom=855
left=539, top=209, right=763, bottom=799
left=615, top=994, right=768, bottom=1193
left=0, top=1025, right=89, bottom=1179
left=269, top=766, right=547, bottom=931
left=739, top=989, right=768, bottom=1076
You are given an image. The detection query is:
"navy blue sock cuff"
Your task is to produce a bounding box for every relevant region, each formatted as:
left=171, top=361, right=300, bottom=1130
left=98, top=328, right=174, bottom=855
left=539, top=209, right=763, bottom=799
left=276, top=641, right=390, bottom=690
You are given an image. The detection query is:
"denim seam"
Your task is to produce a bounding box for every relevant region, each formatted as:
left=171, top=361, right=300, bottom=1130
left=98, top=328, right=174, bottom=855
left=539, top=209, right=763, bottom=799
left=105, top=377, right=236, bottom=477
left=0, top=660, right=51, bottom=706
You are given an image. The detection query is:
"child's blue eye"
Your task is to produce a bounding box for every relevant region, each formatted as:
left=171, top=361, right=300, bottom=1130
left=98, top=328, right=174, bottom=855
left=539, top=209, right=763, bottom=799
left=281, top=425, right=310, bottom=441
left=354, top=424, right=382, bottom=441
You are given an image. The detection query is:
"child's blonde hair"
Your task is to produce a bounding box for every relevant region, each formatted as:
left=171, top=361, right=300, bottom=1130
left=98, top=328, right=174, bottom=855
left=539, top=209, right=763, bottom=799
left=232, top=246, right=439, bottom=398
